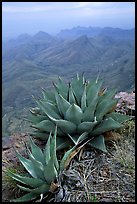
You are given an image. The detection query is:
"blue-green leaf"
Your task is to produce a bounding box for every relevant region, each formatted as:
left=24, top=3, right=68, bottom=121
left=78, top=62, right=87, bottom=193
left=7, top=170, right=44, bottom=188
left=15, top=151, right=37, bottom=178
left=17, top=183, right=50, bottom=194
left=77, top=120, right=98, bottom=134
left=44, top=157, right=58, bottom=184
left=105, top=112, right=130, bottom=123
left=43, top=132, right=51, bottom=164
left=29, top=137, right=45, bottom=165
left=88, top=135, right=107, bottom=152
left=92, top=118, right=123, bottom=135
left=65, top=104, right=83, bottom=125
left=50, top=126, right=59, bottom=171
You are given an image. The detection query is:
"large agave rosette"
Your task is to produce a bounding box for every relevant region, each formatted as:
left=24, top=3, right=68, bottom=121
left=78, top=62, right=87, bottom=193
left=28, top=74, right=130, bottom=152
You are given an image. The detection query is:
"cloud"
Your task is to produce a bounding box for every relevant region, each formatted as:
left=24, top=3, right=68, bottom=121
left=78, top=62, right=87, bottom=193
left=2, top=5, right=55, bottom=13
left=2, top=2, right=135, bottom=14
left=76, top=2, right=105, bottom=8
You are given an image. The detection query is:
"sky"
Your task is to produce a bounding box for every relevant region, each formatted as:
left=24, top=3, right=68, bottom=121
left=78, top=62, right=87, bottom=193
left=2, top=2, right=135, bottom=40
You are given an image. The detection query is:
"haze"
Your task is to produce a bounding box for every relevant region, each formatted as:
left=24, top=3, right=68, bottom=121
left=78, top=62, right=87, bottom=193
left=2, top=2, right=135, bottom=40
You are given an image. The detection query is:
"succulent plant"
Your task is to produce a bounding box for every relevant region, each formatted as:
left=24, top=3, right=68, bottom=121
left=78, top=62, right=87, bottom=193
left=28, top=73, right=130, bottom=152
left=7, top=127, right=60, bottom=202
left=7, top=126, right=89, bottom=202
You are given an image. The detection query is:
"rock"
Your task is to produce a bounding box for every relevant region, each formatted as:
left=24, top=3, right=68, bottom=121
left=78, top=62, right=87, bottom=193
left=2, top=133, right=30, bottom=202
left=115, top=91, right=135, bottom=116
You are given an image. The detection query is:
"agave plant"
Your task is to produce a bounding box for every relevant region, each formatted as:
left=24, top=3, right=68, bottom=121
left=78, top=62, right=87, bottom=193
left=7, top=126, right=90, bottom=202
left=7, top=127, right=60, bottom=202
left=28, top=73, right=130, bottom=152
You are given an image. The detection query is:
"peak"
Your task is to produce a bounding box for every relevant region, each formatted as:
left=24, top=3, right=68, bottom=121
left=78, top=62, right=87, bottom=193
left=75, top=35, right=89, bottom=42
left=37, top=31, right=49, bottom=34
left=33, top=31, right=52, bottom=38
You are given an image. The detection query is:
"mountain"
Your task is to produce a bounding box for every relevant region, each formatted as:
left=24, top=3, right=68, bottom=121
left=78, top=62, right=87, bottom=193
left=32, top=31, right=54, bottom=40
left=2, top=26, right=135, bottom=136
left=34, top=35, right=102, bottom=66
left=100, top=27, right=135, bottom=40
left=57, top=26, right=135, bottom=40
left=2, top=31, right=58, bottom=62
left=57, top=26, right=102, bottom=39
left=3, top=34, right=32, bottom=51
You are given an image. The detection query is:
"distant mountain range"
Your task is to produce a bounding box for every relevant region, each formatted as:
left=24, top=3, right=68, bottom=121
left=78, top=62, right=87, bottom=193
left=2, top=26, right=135, bottom=136
left=57, top=26, right=135, bottom=40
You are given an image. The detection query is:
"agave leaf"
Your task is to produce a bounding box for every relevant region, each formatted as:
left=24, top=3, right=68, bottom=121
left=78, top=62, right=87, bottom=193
left=54, top=76, right=68, bottom=99
left=16, top=184, right=34, bottom=192
left=56, top=137, right=73, bottom=151
left=96, top=89, right=118, bottom=112
left=7, top=170, right=44, bottom=188
left=50, top=126, right=59, bottom=171
left=60, top=138, right=91, bottom=171
left=76, top=72, right=79, bottom=80
left=45, top=114, right=77, bottom=135
left=106, top=89, right=117, bottom=98
left=60, top=145, right=76, bottom=171
left=56, top=120, right=77, bottom=135
left=35, top=99, right=61, bottom=119
left=42, top=89, right=56, bottom=103
left=29, top=107, right=42, bottom=115
left=98, top=88, right=117, bottom=103
left=68, top=83, right=77, bottom=104
left=15, top=150, right=37, bottom=178
left=41, top=99, right=58, bottom=110
left=92, top=117, right=123, bottom=135
left=76, top=132, right=89, bottom=144
left=29, top=137, right=45, bottom=165
left=44, top=156, right=58, bottom=184
left=68, top=132, right=88, bottom=145
left=105, top=112, right=130, bottom=123
left=67, top=134, right=78, bottom=145
left=95, top=98, right=118, bottom=121
left=29, top=106, right=45, bottom=116
left=65, top=104, right=83, bottom=125
left=60, top=147, right=81, bottom=171
left=81, top=84, right=87, bottom=111
left=27, top=149, right=45, bottom=180
left=77, top=120, right=98, bottom=134
left=43, top=132, right=51, bottom=164
left=11, top=192, right=38, bottom=202
left=82, top=97, right=98, bottom=122
left=88, top=135, right=107, bottom=152
left=98, top=88, right=107, bottom=96
left=17, top=183, right=50, bottom=194
left=71, top=74, right=85, bottom=105
left=31, top=120, right=56, bottom=133
left=55, top=92, right=71, bottom=117
left=86, top=79, right=103, bottom=106
left=41, top=100, right=61, bottom=117
left=27, top=114, right=48, bottom=125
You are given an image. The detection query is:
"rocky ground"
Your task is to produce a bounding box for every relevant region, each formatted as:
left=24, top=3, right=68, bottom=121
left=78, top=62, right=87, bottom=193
left=2, top=92, right=135, bottom=202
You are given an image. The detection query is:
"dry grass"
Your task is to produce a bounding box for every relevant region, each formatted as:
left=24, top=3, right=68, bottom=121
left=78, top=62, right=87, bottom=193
left=53, top=119, right=135, bottom=202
